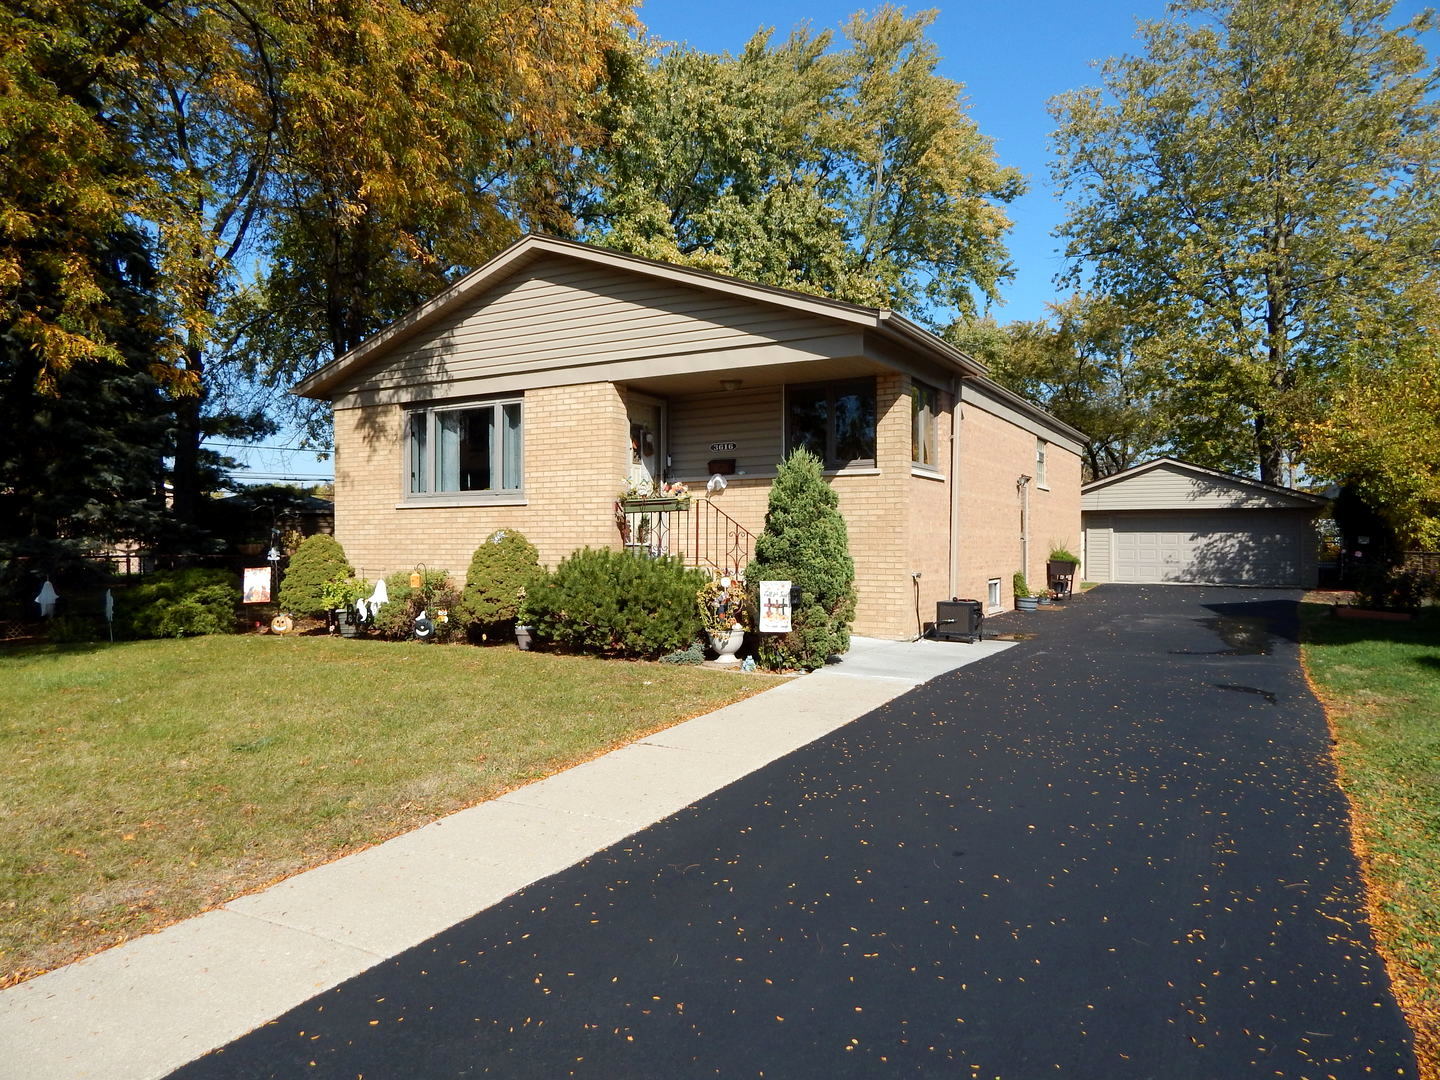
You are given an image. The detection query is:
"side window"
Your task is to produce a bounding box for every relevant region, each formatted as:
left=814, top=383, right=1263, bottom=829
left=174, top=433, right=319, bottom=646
left=911, top=381, right=938, bottom=468
left=1036, top=438, right=1048, bottom=489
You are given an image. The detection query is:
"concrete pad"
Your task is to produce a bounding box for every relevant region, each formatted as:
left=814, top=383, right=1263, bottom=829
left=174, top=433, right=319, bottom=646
left=0, top=908, right=375, bottom=1080
left=818, top=636, right=1014, bottom=684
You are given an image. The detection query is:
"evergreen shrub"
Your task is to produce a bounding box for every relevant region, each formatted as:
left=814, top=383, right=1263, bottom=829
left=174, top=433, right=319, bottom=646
left=747, top=449, right=856, bottom=671
left=373, top=569, right=461, bottom=642
left=523, top=548, right=706, bottom=658
left=459, top=530, right=542, bottom=639
left=115, top=569, right=239, bottom=638
left=279, top=535, right=352, bottom=617
left=1012, top=571, right=1031, bottom=599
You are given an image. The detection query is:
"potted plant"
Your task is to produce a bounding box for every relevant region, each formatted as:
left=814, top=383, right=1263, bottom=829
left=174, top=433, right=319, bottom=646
left=619, top=479, right=693, bottom=513
left=1013, top=571, right=1038, bottom=612
left=320, top=575, right=369, bottom=636
left=1036, top=587, right=1055, bottom=606
left=1047, top=546, right=1080, bottom=594
left=514, top=586, right=535, bottom=650
left=697, top=577, right=747, bottom=663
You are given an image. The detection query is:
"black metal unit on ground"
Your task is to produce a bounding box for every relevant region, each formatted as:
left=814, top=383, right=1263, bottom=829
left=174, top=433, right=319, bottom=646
left=933, top=598, right=983, bottom=643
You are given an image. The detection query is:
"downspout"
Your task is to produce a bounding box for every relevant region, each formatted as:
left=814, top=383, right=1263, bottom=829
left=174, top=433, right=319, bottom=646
left=1018, top=474, right=1032, bottom=588
left=948, top=375, right=965, bottom=601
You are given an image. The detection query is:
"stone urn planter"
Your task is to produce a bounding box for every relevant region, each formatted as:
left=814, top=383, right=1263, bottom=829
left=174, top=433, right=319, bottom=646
left=708, top=627, right=744, bottom=664
left=515, top=624, right=534, bottom=651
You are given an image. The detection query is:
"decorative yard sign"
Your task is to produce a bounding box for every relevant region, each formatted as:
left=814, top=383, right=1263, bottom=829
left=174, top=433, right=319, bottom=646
left=242, top=567, right=272, bottom=604
left=709, top=442, right=737, bottom=452
left=758, top=580, right=793, bottom=633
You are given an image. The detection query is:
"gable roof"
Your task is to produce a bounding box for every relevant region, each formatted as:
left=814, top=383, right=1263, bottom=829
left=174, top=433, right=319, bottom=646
left=1082, top=457, right=1328, bottom=506
left=292, top=234, right=1087, bottom=445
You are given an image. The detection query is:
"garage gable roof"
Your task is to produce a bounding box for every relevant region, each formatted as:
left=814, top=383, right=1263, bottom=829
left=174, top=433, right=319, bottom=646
left=1082, top=457, right=1327, bottom=510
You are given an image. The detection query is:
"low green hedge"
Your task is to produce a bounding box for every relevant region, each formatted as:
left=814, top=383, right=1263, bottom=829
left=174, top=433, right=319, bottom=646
left=523, top=548, right=706, bottom=658
left=115, top=569, right=240, bottom=638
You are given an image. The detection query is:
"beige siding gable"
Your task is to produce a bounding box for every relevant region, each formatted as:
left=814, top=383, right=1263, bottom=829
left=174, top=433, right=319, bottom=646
left=333, top=255, right=848, bottom=399
left=1083, top=462, right=1318, bottom=511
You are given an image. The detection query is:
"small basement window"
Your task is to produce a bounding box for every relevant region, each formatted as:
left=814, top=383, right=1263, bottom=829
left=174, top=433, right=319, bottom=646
left=407, top=397, right=523, bottom=498
left=987, top=578, right=1002, bottom=612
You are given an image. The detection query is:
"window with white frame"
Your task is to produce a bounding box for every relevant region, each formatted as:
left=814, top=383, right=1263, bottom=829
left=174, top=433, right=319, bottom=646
left=1035, top=437, right=1048, bottom=489
left=987, top=578, right=1001, bottom=612
left=406, top=398, right=523, bottom=498
left=911, top=380, right=939, bottom=468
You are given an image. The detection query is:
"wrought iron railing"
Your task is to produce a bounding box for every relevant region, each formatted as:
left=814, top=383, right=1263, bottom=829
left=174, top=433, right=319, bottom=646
left=616, top=498, right=754, bottom=577
left=691, top=498, right=752, bottom=577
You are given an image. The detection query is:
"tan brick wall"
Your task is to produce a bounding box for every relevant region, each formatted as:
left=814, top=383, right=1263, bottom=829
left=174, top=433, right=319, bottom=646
left=907, top=383, right=954, bottom=627
left=1031, top=439, right=1084, bottom=586
left=332, top=383, right=627, bottom=583
left=687, top=373, right=914, bottom=639
left=953, top=402, right=1082, bottom=610
left=332, top=374, right=1077, bottom=638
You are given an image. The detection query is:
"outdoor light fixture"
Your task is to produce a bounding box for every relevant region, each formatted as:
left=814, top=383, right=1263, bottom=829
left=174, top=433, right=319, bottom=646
left=409, top=562, right=427, bottom=590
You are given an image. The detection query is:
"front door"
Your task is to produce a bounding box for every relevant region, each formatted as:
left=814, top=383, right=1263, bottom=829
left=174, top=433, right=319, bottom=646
left=627, top=398, right=665, bottom=493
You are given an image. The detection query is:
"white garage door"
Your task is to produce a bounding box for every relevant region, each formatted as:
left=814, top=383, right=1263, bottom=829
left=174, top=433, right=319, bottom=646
left=1111, top=512, right=1301, bottom=586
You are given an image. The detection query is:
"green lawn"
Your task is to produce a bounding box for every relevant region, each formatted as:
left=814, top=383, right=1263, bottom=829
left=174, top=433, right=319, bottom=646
left=0, top=635, right=770, bottom=987
left=1301, top=603, right=1440, bottom=1075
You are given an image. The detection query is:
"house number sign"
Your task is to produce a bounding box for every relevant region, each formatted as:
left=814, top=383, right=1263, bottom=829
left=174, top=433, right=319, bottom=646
left=709, top=442, right=737, bottom=452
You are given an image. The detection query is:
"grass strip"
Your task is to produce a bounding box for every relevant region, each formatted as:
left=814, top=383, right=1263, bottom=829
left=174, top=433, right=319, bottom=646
left=1301, top=602, right=1440, bottom=1077
left=0, top=635, right=771, bottom=987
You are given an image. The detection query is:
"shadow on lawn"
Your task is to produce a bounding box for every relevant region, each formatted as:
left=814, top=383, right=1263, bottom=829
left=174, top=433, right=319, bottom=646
left=0, top=639, right=132, bottom=662
left=1299, top=603, right=1440, bottom=649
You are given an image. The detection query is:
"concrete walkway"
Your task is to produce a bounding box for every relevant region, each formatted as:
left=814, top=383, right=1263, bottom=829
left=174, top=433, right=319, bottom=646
left=0, top=635, right=1012, bottom=1080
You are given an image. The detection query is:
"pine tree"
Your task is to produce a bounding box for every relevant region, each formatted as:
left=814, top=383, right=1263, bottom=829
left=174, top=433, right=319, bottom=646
left=748, top=449, right=856, bottom=670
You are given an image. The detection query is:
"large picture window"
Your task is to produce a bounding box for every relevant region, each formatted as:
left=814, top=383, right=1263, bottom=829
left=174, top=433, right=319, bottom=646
left=407, top=398, right=523, bottom=497
left=785, top=379, right=876, bottom=469
left=911, top=380, right=938, bottom=468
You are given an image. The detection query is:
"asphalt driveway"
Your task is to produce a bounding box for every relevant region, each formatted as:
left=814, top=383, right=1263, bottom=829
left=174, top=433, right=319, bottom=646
left=172, top=585, right=1416, bottom=1079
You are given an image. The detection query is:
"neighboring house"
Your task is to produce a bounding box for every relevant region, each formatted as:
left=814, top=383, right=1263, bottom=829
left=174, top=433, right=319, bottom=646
left=294, top=235, right=1085, bottom=639
left=1082, top=458, right=1327, bottom=589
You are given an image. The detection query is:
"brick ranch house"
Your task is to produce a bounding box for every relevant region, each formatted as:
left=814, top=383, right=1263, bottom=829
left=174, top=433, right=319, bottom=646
left=293, top=235, right=1086, bottom=640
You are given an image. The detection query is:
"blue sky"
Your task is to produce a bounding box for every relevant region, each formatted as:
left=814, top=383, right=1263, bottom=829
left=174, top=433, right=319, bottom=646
left=637, top=0, right=1435, bottom=324
left=233, top=0, right=1433, bottom=484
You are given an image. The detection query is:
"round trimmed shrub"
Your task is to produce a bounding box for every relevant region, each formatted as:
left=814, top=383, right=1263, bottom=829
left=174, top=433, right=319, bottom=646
left=747, top=448, right=856, bottom=671
left=523, top=548, right=706, bottom=658
left=459, top=530, right=542, bottom=639
left=279, top=534, right=352, bottom=618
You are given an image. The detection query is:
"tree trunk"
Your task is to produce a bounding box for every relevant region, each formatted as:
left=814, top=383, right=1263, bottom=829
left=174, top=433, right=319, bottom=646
left=170, top=354, right=204, bottom=529
left=1254, top=409, right=1283, bottom=485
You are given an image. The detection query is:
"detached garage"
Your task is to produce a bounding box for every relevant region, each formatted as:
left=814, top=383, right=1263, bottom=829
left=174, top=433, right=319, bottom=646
left=1082, top=458, right=1326, bottom=588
